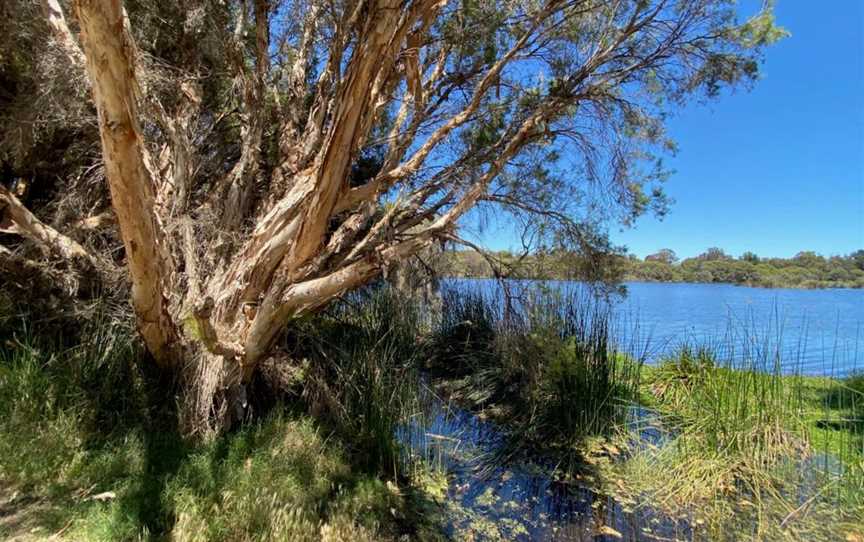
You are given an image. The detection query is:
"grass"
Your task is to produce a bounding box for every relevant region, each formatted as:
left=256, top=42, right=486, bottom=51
left=427, top=284, right=642, bottom=468
left=162, top=414, right=400, bottom=542
left=615, top=340, right=864, bottom=540
left=281, top=286, right=426, bottom=476
left=635, top=351, right=808, bottom=503
left=2, top=281, right=862, bottom=540
left=0, top=292, right=440, bottom=541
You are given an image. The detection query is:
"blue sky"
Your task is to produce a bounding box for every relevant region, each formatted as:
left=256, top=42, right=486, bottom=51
left=466, top=1, right=863, bottom=260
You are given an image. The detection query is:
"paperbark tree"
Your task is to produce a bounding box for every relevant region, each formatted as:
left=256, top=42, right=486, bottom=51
left=0, top=0, right=784, bottom=433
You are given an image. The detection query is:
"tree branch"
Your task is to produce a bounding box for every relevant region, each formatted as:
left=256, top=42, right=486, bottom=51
left=40, top=0, right=88, bottom=78
left=0, top=185, right=95, bottom=265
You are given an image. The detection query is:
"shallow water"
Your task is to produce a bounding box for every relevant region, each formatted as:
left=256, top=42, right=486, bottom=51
left=444, top=279, right=864, bottom=376
left=401, top=390, right=852, bottom=542
left=402, top=279, right=861, bottom=540
left=401, top=393, right=693, bottom=541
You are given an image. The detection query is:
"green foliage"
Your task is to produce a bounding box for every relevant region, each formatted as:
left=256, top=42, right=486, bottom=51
left=658, top=361, right=807, bottom=468
left=538, top=333, right=638, bottom=444
left=0, top=306, right=420, bottom=541
left=426, top=289, right=498, bottom=380
left=164, top=415, right=397, bottom=542
left=645, top=248, right=678, bottom=264
left=3, top=283, right=861, bottom=540
left=647, top=345, right=715, bottom=408
left=730, top=5, right=790, bottom=48
left=438, top=248, right=629, bottom=289
left=441, top=247, right=864, bottom=289
left=625, top=342, right=864, bottom=540
left=818, top=371, right=864, bottom=457
left=428, top=286, right=642, bottom=457
left=625, top=249, right=864, bottom=288
left=281, top=287, right=425, bottom=475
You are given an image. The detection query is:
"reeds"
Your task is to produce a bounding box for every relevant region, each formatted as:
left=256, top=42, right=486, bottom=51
left=282, top=286, right=427, bottom=476
left=427, top=282, right=643, bottom=456
left=627, top=319, right=864, bottom=538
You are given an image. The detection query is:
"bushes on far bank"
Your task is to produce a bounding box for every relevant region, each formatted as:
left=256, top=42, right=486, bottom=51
left=439, top=248, right=864, bottom=288
left=626, top=254, right=864, bottom=289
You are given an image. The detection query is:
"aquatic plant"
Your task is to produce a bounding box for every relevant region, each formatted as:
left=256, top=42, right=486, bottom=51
left=428, top=283, right=643, bottom=460
left=281, top=286, right=426, bottom=476
left=648, top=344, right=716, bottom=408
left=427, top=289, right=499, bottom=378
left=618, top=327, right=864, bottom=540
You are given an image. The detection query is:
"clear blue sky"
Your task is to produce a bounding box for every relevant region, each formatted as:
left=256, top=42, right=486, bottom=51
left=466, top=1, right=864, bottom=260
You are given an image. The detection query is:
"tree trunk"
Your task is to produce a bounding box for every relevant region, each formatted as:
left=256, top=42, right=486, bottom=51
left=74, top=0, right=179, bottom=365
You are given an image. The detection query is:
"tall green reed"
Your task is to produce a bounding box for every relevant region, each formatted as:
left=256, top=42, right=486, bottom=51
left=633, top=314, right=864, bottom=536
left=428, top=283, right=642, bottom=453
left=282, top=286, right=426, bottom=476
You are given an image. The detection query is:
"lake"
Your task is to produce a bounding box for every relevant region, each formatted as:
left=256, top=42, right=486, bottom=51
left=413, top=279, right=862, bottom=540
left=444, top=279, right=864, bottom=377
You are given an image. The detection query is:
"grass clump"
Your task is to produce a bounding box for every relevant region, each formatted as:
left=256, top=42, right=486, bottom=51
left=0, top=299, right=429, bottom=541
left=650, top=349, right=807, bottom=469
left=635, top=342, right=808, bottom=498
left=282, top=286, right=425, bottom=476
left=620, top=340, right=864, bottom=540
left=819, top=371, right=864, bottom=444
left=647, top=344, right=715, bottom=408
left=428, top=284, right=642, bottom=460
left=164, top=414, right=399, bottom=542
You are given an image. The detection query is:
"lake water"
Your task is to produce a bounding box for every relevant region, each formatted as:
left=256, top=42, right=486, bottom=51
left=402, top=395, right=691, bottom=542
left=444, top=279, right=864, bottom=377
left=410, top=280, right=861, bottom=540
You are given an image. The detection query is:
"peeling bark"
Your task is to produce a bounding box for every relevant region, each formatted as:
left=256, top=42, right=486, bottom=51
left=74, top=0, right=179, bottom=364
left=30, top=0, right=759, bottom=433
left=0, top=185, right=94, bottom=264
left=216, top=0, right=271, bottom=229
left=40, top=0, right=88, bottom=75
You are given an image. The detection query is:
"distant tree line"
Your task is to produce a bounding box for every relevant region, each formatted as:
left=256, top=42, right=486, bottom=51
left=441, top=248, right=864, bottom=289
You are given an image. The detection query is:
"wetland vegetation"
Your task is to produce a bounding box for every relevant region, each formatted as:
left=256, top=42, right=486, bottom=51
left=0, top=1, right=858, bottom=539
left=1, top=282, right=861, bottom=541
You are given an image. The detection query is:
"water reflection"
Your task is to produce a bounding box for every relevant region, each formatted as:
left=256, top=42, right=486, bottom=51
left=400, top=390, right=693, bottom=541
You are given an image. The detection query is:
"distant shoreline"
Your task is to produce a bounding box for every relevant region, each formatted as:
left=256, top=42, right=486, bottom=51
left=619, top=276, right=863, bottom=290
left=438, top=249, right=864, bottom=290
left=439, top=273, right=864, bottom=290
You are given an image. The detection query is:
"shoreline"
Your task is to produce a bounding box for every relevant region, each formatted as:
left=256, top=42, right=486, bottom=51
left=439, top=274, right=864, bottom=290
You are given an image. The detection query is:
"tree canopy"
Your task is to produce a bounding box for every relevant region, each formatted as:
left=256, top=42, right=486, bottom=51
left=0, top=0, right=785, bottom=431
left=443, top=248, right=864, bottom=289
